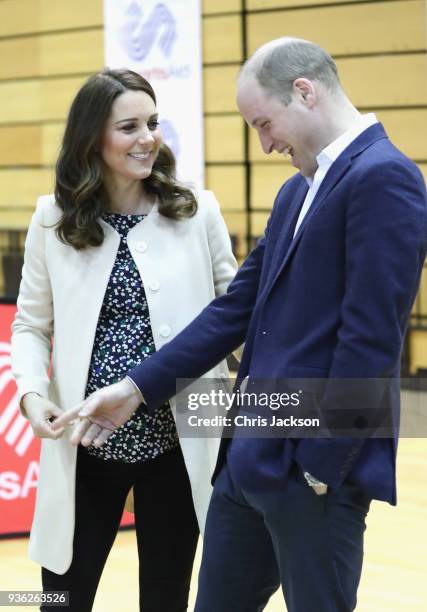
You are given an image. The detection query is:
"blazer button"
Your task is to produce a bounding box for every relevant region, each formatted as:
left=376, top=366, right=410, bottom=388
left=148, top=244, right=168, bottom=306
left=149, top=280, right=160, bottom=292
left=135, top=241, right=147, bottom=253
left=159, top=324, right=171, bottom=338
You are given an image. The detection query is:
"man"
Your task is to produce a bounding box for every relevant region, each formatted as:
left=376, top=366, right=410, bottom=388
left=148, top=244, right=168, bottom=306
left=55, top=38, right=427, bottom=611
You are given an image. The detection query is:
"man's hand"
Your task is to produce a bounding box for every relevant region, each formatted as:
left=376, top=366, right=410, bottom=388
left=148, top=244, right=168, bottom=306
left=303, top=471, right=328, bottom=496
left=22, top=393, right=65, bottom=440
left=51, top=378, right=143, bottom=447
left=312, top=483, right=328, bottom=496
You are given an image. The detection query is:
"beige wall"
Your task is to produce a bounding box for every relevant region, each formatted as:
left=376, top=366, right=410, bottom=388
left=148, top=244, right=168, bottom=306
left=0, top=0, right=426, bottom=363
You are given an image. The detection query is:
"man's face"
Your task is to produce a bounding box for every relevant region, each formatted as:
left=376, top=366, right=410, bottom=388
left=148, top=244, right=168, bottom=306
left=237, top=76, right=319, bottom=177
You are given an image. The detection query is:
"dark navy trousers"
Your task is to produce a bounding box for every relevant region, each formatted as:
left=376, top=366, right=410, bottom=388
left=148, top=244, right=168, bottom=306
left=195, top=458, right=371, bottom=612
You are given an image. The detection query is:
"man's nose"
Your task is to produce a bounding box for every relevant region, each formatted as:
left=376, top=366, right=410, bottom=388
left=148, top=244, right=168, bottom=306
left=259, top=133, right=273, bottom=155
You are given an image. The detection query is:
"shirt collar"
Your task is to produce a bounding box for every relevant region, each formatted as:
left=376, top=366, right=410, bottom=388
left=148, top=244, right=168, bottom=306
left=305, top=113, right=378, bottom=186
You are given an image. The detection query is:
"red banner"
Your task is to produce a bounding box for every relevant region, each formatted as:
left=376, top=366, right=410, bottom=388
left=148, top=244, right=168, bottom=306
left=0, top=303, right=134, bottom=535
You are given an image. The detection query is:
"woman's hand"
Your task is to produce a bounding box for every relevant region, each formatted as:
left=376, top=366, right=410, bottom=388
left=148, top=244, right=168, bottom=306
left=22, top=393, right=65, bottom=440
left=51, top=378, right=143, bottom=447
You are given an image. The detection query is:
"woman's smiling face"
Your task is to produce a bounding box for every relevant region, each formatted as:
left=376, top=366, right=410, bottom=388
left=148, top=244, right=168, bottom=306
left=101, top=89, right=162, bottom=184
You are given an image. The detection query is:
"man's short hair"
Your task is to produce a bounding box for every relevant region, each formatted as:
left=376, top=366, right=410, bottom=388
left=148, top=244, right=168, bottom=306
left=242, top=37, right=341, bottom=105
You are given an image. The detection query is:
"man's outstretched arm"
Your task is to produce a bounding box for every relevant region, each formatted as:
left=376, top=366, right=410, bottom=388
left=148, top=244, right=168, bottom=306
left=53, top=232, right=268, bottom=443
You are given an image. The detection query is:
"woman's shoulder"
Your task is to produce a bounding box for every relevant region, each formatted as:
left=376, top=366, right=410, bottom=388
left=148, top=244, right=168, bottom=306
left=196, top=189, right=220, bottom=208
left=34, top=194, right=62, bottom=224
left=193, top=189, right=221, bottom=219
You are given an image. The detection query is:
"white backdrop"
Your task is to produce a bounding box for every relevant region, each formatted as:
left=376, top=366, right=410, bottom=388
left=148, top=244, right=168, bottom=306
left=104, top=0, right=204, bottom=190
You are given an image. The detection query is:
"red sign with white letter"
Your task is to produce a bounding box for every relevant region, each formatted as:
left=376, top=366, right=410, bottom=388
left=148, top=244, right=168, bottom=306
left=0, top=303, right=39, bottom=534
left=0, top=303, right=133, bottom=535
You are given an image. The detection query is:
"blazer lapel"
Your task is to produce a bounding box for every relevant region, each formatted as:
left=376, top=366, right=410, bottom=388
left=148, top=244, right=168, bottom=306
left=262, top=179, right=308, bottom=290
left=266, top=123, right=389, bottom=294
left=288, top=153, right=352, bottom=253
left=277, top=179, right=309, bottom=255
left=265, top=157, right=351, bottom=298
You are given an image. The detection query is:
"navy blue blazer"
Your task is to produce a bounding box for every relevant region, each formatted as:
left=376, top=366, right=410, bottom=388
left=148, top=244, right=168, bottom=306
left=129, top=124, right=427, bottom=504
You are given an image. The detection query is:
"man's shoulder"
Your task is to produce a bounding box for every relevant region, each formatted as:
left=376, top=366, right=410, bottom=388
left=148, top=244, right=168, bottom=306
left=353, top=125, right=417, bottom=169
left=355, top=137, right=424, bottom=186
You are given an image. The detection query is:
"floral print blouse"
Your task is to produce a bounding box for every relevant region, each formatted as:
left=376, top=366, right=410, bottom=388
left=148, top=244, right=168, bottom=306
left=84, top=212, right=179, bottom=463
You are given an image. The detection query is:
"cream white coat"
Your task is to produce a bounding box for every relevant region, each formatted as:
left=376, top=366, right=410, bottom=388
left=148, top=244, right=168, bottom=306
left=11, top=191, right=237, bottom=574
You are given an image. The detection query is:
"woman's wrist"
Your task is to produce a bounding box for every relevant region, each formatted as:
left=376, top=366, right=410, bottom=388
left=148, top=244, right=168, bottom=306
left=20, top=391, right=43, bottom=414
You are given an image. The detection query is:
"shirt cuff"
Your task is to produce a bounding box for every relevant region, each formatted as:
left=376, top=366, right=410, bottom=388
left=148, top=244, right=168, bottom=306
left=125, top=376, right=145, bottom=404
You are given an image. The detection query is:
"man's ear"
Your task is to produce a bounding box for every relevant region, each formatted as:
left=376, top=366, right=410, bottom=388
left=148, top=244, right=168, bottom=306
left=293, top=78, right=316, bottom=107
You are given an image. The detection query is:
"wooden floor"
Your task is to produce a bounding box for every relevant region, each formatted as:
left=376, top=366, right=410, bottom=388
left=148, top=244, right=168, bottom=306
left=1, top=439, right=426, bottom=611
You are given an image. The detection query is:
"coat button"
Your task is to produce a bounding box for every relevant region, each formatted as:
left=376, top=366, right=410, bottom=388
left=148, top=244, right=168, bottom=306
left=135, top=241, right=147, bottom=253
left=149, top=280, right=160, bottom=292
left=159, top=324, right=171, bottom=338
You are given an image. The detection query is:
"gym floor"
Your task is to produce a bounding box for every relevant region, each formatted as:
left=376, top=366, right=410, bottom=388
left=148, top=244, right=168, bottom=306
left=1, top=439, right=426, bottom=611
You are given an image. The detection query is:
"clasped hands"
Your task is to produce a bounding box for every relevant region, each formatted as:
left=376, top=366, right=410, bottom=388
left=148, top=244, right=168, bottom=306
left=27, top=378, right=142, bottom=446
left=26, top=381, right=327, bottom=495
left=51, top=378, right=142, bottom=445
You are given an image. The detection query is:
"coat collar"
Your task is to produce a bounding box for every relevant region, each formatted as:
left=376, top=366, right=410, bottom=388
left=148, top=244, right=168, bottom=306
left=98, top=198, right=159, bottom=236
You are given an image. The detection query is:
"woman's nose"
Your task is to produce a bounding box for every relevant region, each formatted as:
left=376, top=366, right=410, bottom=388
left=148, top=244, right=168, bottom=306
left=137, top=127, right=154, bottom=144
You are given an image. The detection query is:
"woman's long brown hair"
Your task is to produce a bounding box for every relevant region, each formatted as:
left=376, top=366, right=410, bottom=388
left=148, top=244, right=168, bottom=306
left=54, top=69, right=197, bottom=250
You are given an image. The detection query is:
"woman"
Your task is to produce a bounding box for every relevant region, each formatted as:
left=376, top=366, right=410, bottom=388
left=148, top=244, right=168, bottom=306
left=11, top=69, right=237, bottom=611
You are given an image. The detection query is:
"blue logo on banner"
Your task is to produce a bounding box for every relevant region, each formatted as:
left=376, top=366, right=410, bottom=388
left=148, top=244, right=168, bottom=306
left=160, top=119, right=180, bottom=159
left=118, top=1, right=177, bottom=61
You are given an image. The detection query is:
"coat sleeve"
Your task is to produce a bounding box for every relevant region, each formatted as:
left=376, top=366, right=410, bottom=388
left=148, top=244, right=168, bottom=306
left=11, top=197, right=54, bottom=409
left=203, top=190, right=238, bottom=296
